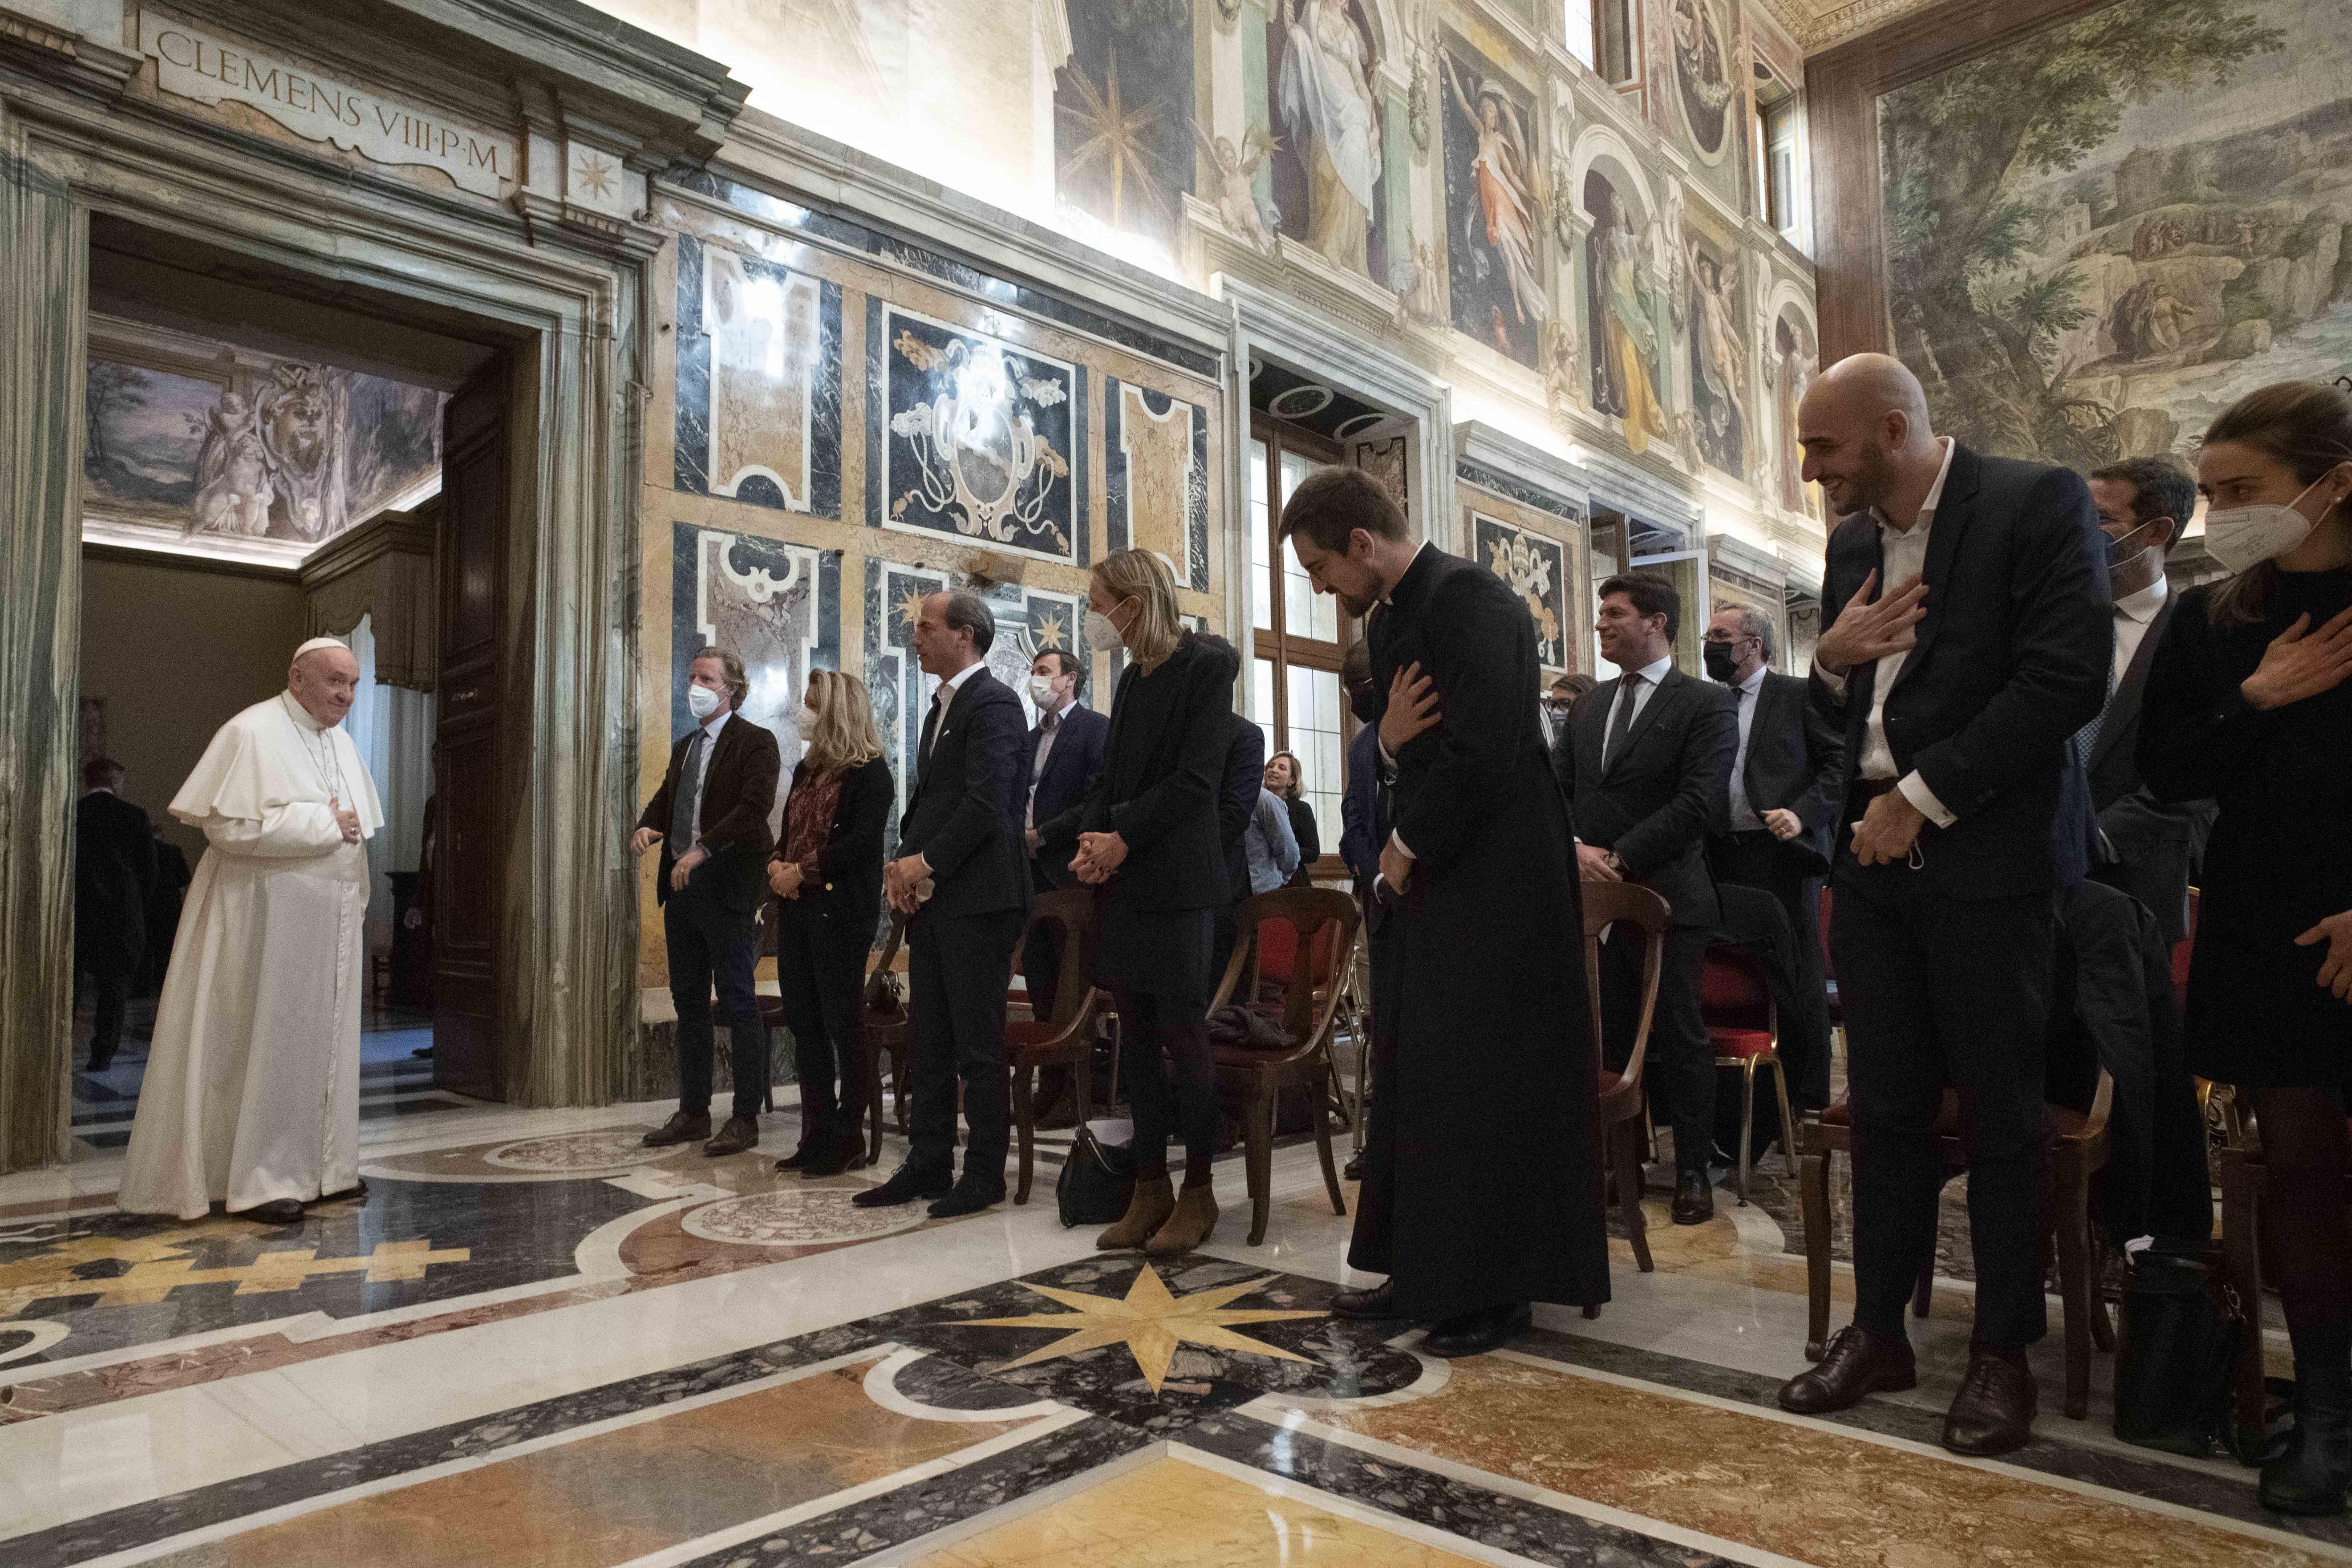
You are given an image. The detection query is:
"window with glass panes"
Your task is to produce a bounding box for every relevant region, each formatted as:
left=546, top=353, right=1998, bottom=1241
left=1248, top=417, right=1353, bottom=871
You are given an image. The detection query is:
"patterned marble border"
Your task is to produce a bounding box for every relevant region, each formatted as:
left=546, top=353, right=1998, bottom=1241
left=1455, top=456, right=1588, bottom=526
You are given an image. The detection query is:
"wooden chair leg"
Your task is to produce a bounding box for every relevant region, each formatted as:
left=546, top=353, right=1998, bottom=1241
left=1012, top=1066, right=1035, bottom=1207
left=2052, top=1154, right=2094, bottom=1420
left=1245, top=1079, right=1275, bottom=1245
left=1312, top=1064, right=1347, bottom=1217
left=1800, top=1141, right=1832, bottom=1360
left=1767, top=1057, right=1796, bottom=1173
left=893, top=1045, right=911, bottom=1134
left=867, top=1040, right=885, bottom=1166
left=2221, top=1150, right=2269, bottom=1452
left=1616, top=1116, right=1653, bottom=1274
left=1735, top=1058, right=1759, bottom=1205
left=2086, top=1223, right=2115, bottom=1353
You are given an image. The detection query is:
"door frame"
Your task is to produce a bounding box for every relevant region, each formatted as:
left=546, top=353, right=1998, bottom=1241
left=0, top=11, right=734, bottom=1169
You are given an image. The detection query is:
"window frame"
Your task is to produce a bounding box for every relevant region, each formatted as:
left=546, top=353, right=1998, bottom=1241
left=1249, top=414, right=1355, bottom=877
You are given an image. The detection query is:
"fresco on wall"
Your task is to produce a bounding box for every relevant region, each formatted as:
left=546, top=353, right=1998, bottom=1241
left=1105, top=378, right=1211, bottom=590
left=84, top=329, right=442, bottom=561
left=873, top=305, right=1081, bottom=565
left=1771, top=310, right=1822, bottom=518
left=1879, top=0, right=2351, bottom=468
left=1269, top=0, right=1385, bottom=278
left=672, top=525, right=842, bottom=792
left=1584, top=171, right=1671, bottom=457
left=1439, top=40, right=1546, bottom=369
left=1054, top=0, right=1196, bottom=252
left=1670, top=0, right=1736, bottom=167
left=1684, top=235, right=1748, bottom=481
left=1473, top=513, right=1567, bottom=669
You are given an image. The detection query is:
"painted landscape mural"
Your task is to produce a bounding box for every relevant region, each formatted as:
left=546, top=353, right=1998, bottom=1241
left=1879, top=0, right=2352, bottom=467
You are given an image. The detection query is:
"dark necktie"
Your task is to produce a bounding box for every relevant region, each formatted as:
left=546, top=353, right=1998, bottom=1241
left=1604, top=674, right=1645, bottom=768
left=670, top=727, right=706, bottom=847
left=920, top=690, right=947, bottom=769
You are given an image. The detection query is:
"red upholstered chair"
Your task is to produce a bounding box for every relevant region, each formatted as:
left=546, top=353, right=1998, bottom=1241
left=1702, top=943, right=1796, bottom=1205
left=1583, top=881, right=1673, bottom=1294
left=2170, top=885, right=2200, bottom=1006
left=1209, top=888, right=1362, bottom=1244
left=1005, top=889, right=1108, bottom=1205
left=1795, top=1073, right=2116, bottom=1418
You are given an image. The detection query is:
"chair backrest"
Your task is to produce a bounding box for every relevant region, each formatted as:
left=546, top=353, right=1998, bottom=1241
left=1700, top=942, right=1774, bottom=1032
left=2170, top=885, right=2199, bottom=1004
left=1581, top=881, right=1672, bottom=1090
left=1015, top=887, right=1099, bottom=1030
left=1215, top=887, right=1362, bottom=1047
left=864, top=912, right=908, bottom=1014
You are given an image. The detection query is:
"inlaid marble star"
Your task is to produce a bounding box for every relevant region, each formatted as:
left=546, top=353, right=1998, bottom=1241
left=897, top=586, right=927, bottom=630
left=1035, top=609, right=1067, bottom=649
left=949, top=1266, right=1324, bottom=1392
left=573, top=152, right=617, bottom=202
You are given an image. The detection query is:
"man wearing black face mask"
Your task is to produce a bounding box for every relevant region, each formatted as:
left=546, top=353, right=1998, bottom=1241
left=1703, top=603, right=1844, bottom=1113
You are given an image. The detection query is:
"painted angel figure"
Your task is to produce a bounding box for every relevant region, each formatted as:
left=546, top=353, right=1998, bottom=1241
left=1686, top=243, right=1750, bottom=439
left=191, top=390, right=273, bottom=538
left=1278, top=0, right=1382, bottom=274
left=1440, top=54, right=1548, bottom=333
left=1191, top=117, right=1280, bottom=257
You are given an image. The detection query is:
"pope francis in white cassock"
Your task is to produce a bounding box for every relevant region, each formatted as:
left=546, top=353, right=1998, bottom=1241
left=119, top=638, right=384, bottom=1223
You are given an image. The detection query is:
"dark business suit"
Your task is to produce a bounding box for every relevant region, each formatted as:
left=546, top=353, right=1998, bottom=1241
left=639, top=712, right=783, bottom=1119
left=1210, top=712, right=1265, bottom=982
left=1708, top=670, right=1844, bottom=1111
left=2085, top=594, right=2211, bottom=948
left=899, top=666, right=1031, bottom=1187
left=1019, top=700, right=1107, bottom=1024
left=1815, top=441, right=2109, bottom=1351
left=1554, top=664, right=1739, bottom=1173
left=76, top=789, right=158, bottom=1068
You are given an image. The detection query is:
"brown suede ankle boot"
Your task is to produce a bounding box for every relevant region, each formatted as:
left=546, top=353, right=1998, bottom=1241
left=1097, top=1174, right=1175, bottom=1250
left=1145, top=1183, right=1219, bottom=1256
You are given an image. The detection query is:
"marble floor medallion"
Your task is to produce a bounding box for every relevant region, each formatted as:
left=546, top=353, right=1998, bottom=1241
left=946, top=1264, right=1325, bottom=1392
left=483, top=1128, right=691, bottom=1174
left=679, top=1187, right=931, bottom=1247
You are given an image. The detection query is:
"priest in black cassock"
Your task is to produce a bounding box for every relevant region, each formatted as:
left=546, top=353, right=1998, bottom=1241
left=1281, top=467, right=1608, bottom=1356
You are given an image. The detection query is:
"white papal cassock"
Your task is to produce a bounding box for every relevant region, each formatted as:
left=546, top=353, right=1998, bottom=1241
left=119, top=691, right=384, bottom=1219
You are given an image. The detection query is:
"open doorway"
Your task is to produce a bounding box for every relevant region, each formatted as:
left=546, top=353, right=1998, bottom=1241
left=69, top=216, right=515, bottom=1157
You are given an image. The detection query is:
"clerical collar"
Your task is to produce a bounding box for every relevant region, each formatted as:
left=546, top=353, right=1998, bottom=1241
left=1380, top=541, right=1433, bottom=607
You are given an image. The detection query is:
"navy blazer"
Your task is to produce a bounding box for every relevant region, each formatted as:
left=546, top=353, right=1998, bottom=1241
left=1555, top=664, right=1738, bottom=928
left=1811, top=442, right=2110, bottom=901
left=1020, top=701, right=1108, bottom=886
left=1339, top=720, right=1383, bottom=893
left=899, top=667, right=1031, bottom=919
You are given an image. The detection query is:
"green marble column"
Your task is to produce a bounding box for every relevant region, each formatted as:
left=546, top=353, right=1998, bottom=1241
left=0, top=107, right=84, bottom=1173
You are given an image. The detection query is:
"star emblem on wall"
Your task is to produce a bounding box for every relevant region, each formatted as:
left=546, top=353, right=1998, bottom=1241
left=947, top=1265, right=1323, bottom=1392
left=896, top=586, right=927, bottom=630
left=573, top=152, right=617, bottom=202
left=1035, top=610, right=1067, bottom=649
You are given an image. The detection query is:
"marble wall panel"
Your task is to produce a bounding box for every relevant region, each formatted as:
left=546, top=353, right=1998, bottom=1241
left=1457, top=461, right=1588, bottom=678
left=669, top=522, right=840, bottom=754
left=671, top=234, right=844, bottom=516
left=1471, top=513, right=1570, bottom=672
left=1102, top=378, right=1209, bottom=590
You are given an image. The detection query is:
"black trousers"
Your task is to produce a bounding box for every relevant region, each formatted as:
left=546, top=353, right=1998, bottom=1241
left=664, top=890, right=768, bottom=1120
left=1711, top=832, right=1834, bottom=1110
left=1833, top=858, right=2055, bottom=1351
left=908, top=906, right=1022, bottom=1184
left=1600, top=920, right=1713, bottom=1173
left=775, top=900, right=870, bottom=1146
left=1113, top=986, right=1217, bottom=1181
left=80, top=966, right=132, bottom=1067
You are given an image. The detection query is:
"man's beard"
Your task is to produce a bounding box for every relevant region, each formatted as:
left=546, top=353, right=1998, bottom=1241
left=1339, top=589, right=1378, bottom=618
left=1835, top=444, right=1895, bottom=517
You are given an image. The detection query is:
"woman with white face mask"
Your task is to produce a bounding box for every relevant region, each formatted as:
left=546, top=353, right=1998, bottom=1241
left=765, top=670, right=895, bottom=1177
left=2138, top=379, right=2352, bottom=1516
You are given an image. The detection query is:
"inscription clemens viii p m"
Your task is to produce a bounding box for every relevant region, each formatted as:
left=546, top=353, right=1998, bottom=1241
left=137, top=11, right=514, bottom=198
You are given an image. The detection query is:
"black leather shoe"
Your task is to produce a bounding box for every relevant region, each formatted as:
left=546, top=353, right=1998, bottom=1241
left=238, top=1198, right=307, bottom=1225
left=642, top=1110, right=712, bottom=1148
left=1422, top=1301, right=1531, bottom=1358
left=1341, top=1151, right=1364, bottom=1181
left=1331, top=1279, right=1409, bottom=1321
left=1671, top=1169, right=1715, bottom=1226
left=703, top=1116, right=761, bottom=1157
left=853, top=1160, right=954, bottom=1208
left=928, top=1178, right=1006, bottom=1219
left=2262, top=1359, right=2352, bottom=1515
left=773, top=1142, right=818, bottom=1170
left=1943, top=1351, right=2037, bottom=1456
left=86, top=1052, right=114, bottom=1073
left=1778, top=1325, right=1918, bottom=1413
left=797, top=1134, right=867, bottom=1178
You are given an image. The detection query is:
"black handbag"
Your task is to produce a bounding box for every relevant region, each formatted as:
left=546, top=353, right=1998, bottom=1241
left=1055, top=1029, right=1134, bottom=1227
left=2113, top=1251, right=2281, bottom=1461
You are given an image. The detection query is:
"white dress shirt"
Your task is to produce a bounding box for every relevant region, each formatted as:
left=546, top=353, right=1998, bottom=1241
left=1726, top=663, right=1770, bottom=832
left=1599, top=654, right=1676, bottom=767
left=1812, top=436, right=1958, bottom=828
left=2112, top=572, right=2168, bottom=690
left=924, top=660, right=983, bottom=765
left=686, top=707, right=731, bottom=846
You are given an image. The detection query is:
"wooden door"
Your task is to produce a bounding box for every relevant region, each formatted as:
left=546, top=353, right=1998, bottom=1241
left=431, top=363, right=510, bottom=1100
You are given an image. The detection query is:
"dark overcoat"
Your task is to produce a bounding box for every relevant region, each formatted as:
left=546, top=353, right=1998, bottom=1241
left=1350, top=545, right=1609, bottom=1318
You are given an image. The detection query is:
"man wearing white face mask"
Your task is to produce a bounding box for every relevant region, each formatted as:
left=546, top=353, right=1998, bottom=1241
left=633, top=646, right=782, bottom=1157
left=1017, top=647, right=1107, bottom=1078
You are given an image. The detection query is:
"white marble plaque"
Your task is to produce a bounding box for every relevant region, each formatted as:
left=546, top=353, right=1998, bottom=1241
left=138, top=12, right=514, bottom=198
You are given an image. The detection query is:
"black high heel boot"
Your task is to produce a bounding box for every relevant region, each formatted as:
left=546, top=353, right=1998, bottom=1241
left=2262, top=1360, right=2352, bottom=1516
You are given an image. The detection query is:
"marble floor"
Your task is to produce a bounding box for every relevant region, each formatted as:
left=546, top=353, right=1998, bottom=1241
left=0, top=1089, right=2321, bottom=1568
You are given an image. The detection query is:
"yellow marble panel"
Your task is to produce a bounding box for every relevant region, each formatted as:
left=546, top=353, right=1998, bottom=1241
left=1119, top=382, right=1196, bottom=574
left=706, top=247, right=816, bottom=508
left=1315, top=1355, right=2329, bottom=1568
left=910, top=1456, right=1486, bottom=1567
left=167, top=1364, right=1028, bottom=1568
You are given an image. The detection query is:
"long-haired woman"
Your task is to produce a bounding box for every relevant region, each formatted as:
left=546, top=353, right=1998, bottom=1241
left=1040, top=549, right=1238, bottom=1253
left=768, top=670, right=894, bottom=1178
left=2139, top=379, right=2352, bottom=1514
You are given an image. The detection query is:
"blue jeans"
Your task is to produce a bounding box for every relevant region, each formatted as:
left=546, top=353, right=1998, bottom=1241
left=664, top=889, right=768, bottom=1120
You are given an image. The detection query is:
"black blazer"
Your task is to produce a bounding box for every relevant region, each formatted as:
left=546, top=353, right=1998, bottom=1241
left=1811, top=442, right=2111, bottom=901
left=639, top=713, right=781, bottom=912
left=1021, top=702, right=1108, bottom=886
left=1718, top=670, right=1845, bottom=874
left=75, top=790, right=158, bottom=973
left=899, top=666, right=1030, bottom=919
left=2087, top=595, right=2181, bottom=813
left=771, top=754, right=892, bottom=939
left=1555, top=664, right=1738, bottom=928
left=1218, top=710, right=1264, bottom=905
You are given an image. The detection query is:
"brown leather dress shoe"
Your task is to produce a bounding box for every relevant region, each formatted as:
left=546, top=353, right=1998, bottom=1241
left=702, top=1116, right=760, bottom=1157
left=642, top=1110, right=712, bottom=1148
left=1778, top=1325, right=1918, bottom=1413
left=1942, top=1352, right=2036, bottom=1456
